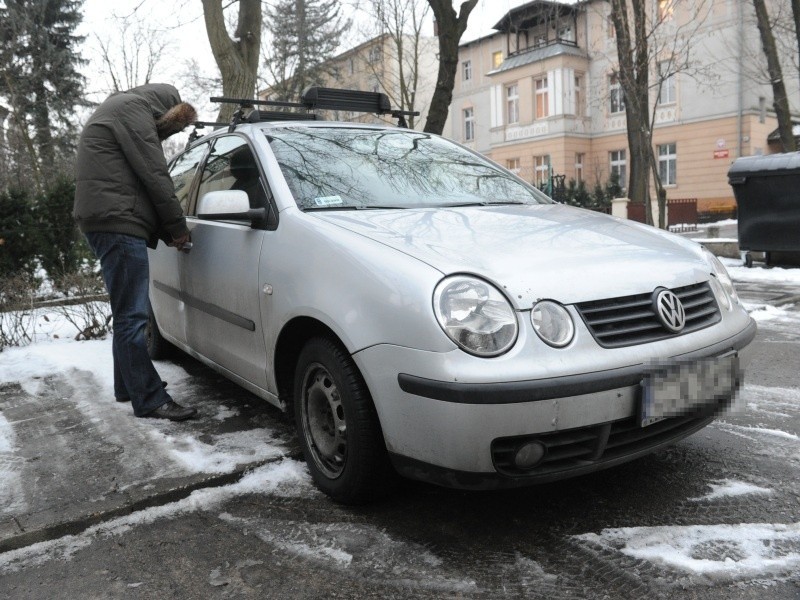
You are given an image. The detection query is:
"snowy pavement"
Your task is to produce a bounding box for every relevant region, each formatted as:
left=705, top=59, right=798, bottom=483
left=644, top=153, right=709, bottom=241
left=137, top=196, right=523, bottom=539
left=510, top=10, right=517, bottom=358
left=0, top=261, right=799, bottom=598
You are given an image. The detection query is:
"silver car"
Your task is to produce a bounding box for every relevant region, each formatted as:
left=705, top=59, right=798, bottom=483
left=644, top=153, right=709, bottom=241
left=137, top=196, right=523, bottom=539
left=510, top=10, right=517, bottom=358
left=149, top=106, right=755, bottom=504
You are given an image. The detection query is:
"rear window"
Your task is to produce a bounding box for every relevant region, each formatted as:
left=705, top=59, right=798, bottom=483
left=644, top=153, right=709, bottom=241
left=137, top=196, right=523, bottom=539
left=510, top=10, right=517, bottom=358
left=265, top=127, right=553, bottom=210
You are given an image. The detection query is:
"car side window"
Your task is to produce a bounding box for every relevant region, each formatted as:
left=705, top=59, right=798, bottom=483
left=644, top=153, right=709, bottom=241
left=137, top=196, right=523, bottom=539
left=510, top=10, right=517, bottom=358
left=194, top=136, right=267, bottom=214
left=169, top=142, right=209, bottom=214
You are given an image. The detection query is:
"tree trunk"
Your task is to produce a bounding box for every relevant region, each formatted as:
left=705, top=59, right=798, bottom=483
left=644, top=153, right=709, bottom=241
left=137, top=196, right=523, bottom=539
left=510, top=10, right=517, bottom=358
left=753, top=0, right=797, bottom=152
left=202, top=0, right=261, bottom=123
left=609, top=0, right=653, bottom=224
left=791, top=0, right=800, bottom=86
left=424, top=0, right=478, bottom=135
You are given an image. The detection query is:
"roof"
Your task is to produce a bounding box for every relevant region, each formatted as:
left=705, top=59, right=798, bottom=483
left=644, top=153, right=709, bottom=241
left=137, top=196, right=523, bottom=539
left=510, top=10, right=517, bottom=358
left=489, top=42, right=588, bottom=75
left=492, top=0, right=582, bottom=32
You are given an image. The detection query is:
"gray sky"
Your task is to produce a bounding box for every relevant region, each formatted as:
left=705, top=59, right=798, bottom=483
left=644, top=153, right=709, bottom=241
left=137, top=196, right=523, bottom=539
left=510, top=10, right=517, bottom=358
left=76, top=0, right=538, bottom=120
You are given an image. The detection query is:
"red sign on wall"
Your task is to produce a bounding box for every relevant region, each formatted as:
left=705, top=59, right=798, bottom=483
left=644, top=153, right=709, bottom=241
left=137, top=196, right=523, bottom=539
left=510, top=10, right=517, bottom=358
left=713, top=149, right=729, bottom=159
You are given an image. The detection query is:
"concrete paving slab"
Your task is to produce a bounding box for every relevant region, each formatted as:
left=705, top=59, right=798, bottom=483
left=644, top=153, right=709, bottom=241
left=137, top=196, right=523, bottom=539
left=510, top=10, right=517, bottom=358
left=0, top=355, right=296, bottom=554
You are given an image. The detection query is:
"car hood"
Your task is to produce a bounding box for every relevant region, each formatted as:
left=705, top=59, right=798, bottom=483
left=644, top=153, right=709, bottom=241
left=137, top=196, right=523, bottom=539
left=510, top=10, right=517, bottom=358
left=312, top=204, right=711, bottom=307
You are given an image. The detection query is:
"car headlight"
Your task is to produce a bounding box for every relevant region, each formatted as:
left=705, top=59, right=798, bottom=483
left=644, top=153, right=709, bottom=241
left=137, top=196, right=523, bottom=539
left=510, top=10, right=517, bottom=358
left=704, top=249, right=738, bottom=309
left=530, top=300, right=575, bottom=347
left=433, top=275, right=518, bottom=356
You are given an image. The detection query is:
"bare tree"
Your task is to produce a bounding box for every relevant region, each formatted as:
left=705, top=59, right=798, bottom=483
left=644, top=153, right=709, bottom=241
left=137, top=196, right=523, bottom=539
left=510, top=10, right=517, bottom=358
left=201, top=0, right=261, bottom=122
left=95, top=17, right=173, bottom=93
left=424, top=0, right=478, bottom=135
left=606, top=0, right=713, bottom=228
left=753, top=0, right=797, bottom=152
left=359, top=0, right=433, bottom=129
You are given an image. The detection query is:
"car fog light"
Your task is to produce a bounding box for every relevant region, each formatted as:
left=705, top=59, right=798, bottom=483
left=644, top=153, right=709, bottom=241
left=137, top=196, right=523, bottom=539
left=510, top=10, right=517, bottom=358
left=530, top=301, right=574, bottom=347
left=514, top=441, right=547, bottom=469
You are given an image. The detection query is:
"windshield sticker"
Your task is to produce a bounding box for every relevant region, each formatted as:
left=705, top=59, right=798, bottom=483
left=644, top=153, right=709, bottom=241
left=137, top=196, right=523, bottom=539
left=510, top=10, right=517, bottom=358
left=314, top=195, right=343, bottom=206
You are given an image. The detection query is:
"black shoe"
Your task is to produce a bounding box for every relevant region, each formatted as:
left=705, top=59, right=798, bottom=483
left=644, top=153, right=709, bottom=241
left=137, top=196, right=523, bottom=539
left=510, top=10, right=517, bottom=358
left=141, top=401, right=197, bottom=421
left=116, top=381, right=168, bottom=402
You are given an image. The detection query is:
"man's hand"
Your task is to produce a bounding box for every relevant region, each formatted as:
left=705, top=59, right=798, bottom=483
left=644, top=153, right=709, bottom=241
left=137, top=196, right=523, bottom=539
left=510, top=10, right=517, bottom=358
left=169, top=231, right=192, bottom=252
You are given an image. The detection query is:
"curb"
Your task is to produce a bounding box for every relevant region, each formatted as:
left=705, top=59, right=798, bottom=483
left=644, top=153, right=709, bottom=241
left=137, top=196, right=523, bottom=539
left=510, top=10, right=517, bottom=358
left=0, top=454, right=297, bottom=556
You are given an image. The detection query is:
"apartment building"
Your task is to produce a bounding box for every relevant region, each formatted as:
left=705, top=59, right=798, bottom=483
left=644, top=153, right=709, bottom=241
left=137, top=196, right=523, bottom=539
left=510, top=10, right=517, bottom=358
left=450, top=0, right=799, bottom=214
left=261, top=33, right=440, bottom=131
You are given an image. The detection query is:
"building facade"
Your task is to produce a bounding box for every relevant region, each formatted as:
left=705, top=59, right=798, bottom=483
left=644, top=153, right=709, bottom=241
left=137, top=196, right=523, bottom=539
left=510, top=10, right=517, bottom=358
left=261, top=33, right=441, bottom=132
left=450, top=0, right=799, bottom=214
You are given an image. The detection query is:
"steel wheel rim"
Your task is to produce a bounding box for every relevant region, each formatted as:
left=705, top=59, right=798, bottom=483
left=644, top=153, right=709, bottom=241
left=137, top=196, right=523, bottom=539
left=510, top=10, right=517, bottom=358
left=300, top=362, right=347, bottom=479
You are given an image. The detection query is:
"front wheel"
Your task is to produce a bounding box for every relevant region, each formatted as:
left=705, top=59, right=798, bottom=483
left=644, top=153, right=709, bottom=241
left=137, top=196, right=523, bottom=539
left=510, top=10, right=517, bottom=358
left=293, top=336, right=394, bottom=504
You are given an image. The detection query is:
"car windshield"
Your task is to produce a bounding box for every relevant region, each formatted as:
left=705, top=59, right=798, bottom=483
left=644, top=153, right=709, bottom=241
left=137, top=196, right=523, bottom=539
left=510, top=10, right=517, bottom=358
left=264, top=126, right=554, bottom=210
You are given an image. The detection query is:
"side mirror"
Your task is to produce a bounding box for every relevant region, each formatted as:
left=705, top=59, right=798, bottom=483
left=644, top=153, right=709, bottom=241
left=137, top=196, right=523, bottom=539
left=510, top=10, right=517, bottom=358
left=196, top=190, right=266, bottom=225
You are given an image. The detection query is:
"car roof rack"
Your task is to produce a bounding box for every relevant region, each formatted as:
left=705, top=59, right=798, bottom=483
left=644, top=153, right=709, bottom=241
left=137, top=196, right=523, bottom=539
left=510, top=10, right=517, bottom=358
left=186, top=121, right=228, bottom=148
left=209, top=87, right=420, bottom=132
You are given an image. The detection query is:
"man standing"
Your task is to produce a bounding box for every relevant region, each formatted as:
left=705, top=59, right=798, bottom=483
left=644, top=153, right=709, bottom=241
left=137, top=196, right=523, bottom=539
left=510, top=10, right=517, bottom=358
left=74, top=83, right=198, bottom=421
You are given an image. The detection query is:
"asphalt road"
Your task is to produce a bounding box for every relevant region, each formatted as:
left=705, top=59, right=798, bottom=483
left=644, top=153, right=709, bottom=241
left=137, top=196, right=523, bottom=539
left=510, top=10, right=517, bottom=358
left=1, top=278, right=798, bottom=600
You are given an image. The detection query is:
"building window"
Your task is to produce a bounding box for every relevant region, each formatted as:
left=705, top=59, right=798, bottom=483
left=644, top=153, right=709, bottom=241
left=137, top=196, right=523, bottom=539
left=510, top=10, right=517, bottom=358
left=658, top=143, right=677, bottom=185
left=574, top=75, right=584, bottom=116
left=534, top=154, right=550, bottom=188
left=462, top=59, right=472, bottom=81
left=492, top=51, right=503, bottom=69
left=558, top=25, right=575, bottom=43
left=575, top=153, right=584, bottom=183
left=506, top=158, right=521, bottom=174
left=535, top=77, right=549, bottom=119
left=348, top=58, right=355, bottom=75
left=609, top=74, right=625, bottom=114
left=658, top=0, right=676, bottom=21
left=463, top=107, right=475, bottom=141
left=506, top=84, right=519, bottom=124
left=658, top=61, right=676, bottom=105
left=610, top=150, right=627, bottom=188
left=368, top=45, right=382, bottom=64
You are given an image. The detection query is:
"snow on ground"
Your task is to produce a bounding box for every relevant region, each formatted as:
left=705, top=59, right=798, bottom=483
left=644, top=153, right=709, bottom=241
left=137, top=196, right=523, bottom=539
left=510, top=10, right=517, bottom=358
left=574, top=523, right=800, bottom=583
left=0, top=310, right=287, bottom=479
left=0, top=412, right=25, bottom=514
left=0, top=459, right=313, bottom=575
left=723, top=257, right=800, bottom=285
left=687, top=479, right=772, bottom=502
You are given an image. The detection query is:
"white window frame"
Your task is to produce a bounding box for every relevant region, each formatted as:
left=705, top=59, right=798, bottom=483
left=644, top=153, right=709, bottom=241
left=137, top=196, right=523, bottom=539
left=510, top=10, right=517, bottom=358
left=658, top=61, right=676, bottom=105
left=609, top=74, right=625, bottom=114
left=610, top=149, right=627, bottom=188
left=575, top=152, right=584, bottom=183
left=535, top=76, right=549, bottom=119
left=492, top=51, right=503, bottom=69
left=658, top=143, right=677, bottom=186
left=534, top=154, right=550, bottom=188
left=462, top=59, right=472, bottom=81
left=506, top=84, right=519, bottom=124
left=574, top=75, right=584, bottom=116
left=463, top=107, right=475, bottom=141
left=506, top=158, right=521, bottom=174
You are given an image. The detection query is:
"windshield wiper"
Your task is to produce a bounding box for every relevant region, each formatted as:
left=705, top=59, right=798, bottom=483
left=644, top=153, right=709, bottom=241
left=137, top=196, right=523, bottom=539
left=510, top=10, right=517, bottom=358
left=302, top=204, right=409, bottom=212
left=439, top=201, right=528, bottom=207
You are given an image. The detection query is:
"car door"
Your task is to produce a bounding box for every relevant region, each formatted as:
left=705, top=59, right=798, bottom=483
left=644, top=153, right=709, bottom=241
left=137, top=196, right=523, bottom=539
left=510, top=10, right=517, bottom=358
left=182, top=134, right=271, bottom=389
left=149, top=140, right=210, bottom=346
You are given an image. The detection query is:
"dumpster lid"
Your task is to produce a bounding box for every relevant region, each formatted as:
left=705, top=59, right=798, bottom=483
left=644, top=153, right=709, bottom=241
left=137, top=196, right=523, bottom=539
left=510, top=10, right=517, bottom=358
left=728, top=151, right=800, bottom=184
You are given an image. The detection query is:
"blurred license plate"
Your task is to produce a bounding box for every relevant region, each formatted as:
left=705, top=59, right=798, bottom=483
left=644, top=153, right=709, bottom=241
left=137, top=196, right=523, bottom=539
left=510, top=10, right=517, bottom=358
left=640, top=353, right=740, bottom=427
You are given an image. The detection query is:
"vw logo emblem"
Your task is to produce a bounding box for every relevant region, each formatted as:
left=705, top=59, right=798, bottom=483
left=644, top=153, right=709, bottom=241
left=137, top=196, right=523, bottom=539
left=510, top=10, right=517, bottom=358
left=653, top=289, right=686, bottom=333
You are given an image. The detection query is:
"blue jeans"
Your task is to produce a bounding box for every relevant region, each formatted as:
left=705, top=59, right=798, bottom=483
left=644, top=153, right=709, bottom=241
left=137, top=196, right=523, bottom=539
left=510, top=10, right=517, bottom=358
left=85, top=232, right=170, bottom=416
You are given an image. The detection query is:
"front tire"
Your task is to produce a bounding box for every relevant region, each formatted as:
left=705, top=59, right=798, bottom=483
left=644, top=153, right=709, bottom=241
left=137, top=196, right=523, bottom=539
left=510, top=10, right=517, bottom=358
left=293, top=336, right=394, bottom=504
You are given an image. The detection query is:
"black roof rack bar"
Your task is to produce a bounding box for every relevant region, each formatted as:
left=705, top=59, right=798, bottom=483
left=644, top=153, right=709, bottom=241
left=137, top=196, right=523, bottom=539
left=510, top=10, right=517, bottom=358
left=208, top=87, right=420, bottom=129
left=247, top=110, right=319, bottom=123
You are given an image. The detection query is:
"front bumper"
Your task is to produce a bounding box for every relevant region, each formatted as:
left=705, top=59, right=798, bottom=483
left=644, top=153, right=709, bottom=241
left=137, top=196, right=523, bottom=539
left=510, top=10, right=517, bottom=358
left=353, top=319, right=756, bottom=488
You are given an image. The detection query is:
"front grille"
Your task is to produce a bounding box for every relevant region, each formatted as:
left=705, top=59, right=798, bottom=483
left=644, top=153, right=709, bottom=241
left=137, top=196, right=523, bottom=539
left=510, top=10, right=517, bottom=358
left=575, top=282, right=720, bottom=348
left=492, top=413, right=713, bottom=477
